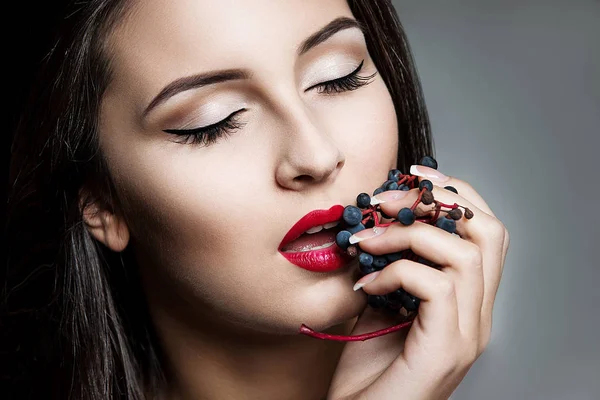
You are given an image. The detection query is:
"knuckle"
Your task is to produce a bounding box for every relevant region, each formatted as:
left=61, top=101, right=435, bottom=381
left=451, top=178, right=471, bottom=191
left=465, top=343, right=480, bottom=365
left=478, top=331, right=491, bottom=355
left=488, top=218, right=507, bottom=241
left=462, top=244, right=483, bottom=268
left=435, top=277, right=455, bottom=298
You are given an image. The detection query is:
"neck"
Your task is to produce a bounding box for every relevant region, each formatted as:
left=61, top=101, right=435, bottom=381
left=152, top=305, right=357, bottom=400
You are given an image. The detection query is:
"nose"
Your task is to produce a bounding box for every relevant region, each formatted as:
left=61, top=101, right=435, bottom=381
left=274, top=102, right=346, bottom=191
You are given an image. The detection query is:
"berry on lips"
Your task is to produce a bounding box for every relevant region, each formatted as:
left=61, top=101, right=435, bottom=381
left=299, top=156, right=476, bottom=342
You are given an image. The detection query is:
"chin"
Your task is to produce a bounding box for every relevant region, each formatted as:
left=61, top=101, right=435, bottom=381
left=293, top=291, right=366, bottom=332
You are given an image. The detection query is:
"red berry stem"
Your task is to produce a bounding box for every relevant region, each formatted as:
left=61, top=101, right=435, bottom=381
left=410, top=188, right=427, bottom=211
left=431, top=202, right=442, bottom=221
left=298, top=318, right=414, bottom=342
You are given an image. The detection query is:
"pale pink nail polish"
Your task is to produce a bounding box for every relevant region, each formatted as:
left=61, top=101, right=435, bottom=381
left=353, top=271, right=381, bottom=291
left=373, top=190, right=410, bottom=202
left=349, top=226, right=387, bottom=244
left=410, top=165, right=450, bottom=183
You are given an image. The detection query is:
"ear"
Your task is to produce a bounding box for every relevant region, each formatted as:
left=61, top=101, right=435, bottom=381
left=79, top=189, right=130, bottom=252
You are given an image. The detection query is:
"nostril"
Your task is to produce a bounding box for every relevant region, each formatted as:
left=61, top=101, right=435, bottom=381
left=293, top=175, right=313, bottom=182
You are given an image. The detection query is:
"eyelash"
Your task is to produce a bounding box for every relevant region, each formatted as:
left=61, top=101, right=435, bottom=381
left=163, top=59, right=377, bottom=147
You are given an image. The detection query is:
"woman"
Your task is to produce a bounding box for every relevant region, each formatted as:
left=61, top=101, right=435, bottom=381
left=3, top=0, right=509, bottom=399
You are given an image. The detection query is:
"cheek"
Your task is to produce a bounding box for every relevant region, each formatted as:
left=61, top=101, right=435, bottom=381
left=106, top=140, right=270, bottom=273
left=318, top=78, right=399, bottom=183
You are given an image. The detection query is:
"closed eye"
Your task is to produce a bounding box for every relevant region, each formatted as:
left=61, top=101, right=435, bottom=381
left=305, top=59, right=377, bottom=94
left=162, top=59, right=376, bottom=147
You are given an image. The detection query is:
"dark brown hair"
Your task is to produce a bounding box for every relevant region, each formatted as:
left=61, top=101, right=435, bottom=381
left=2, top=1, right=434, bottom=398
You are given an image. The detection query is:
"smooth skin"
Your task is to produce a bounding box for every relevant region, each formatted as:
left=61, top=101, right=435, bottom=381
left=79, top=0, right=509, bottom=398
left=327, top=175, right=509, bottom=399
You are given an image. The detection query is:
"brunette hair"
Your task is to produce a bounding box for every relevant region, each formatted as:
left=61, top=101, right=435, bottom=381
left=2, top=0, right=434, bottom=398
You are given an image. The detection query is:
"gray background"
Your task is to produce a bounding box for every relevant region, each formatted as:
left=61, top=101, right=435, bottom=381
left=391, top=0, right=600, bottom=399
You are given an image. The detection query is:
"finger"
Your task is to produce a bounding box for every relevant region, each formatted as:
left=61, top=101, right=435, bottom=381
left=358, top=259, right=460, bottom=337
left=369, top=183, right=505, bottom=341
left=353, top=222, right=484, bottom=338
left=420, top=184, right=508, bottom=350
left=426, top=186, right=506, bottom=304
left=409, top=165, right=497, bottom=218
left=374, top=184, right=505, bottom=291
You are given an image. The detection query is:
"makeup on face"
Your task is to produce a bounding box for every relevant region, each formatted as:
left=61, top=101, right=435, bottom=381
left=279, top=205, right=354, bottom=272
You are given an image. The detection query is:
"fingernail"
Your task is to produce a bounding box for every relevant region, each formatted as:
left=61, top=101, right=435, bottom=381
left=373, top=190, right=410, bottom=203
left=410, top=165, right=450, bottom=183
left=353, top=271, right=381, bottom=291
left=349, top=226, right=387, bottom=244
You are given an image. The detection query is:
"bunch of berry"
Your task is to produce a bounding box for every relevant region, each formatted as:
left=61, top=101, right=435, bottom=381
left=335, top=156, right=474, bottom=318
left=299, top=156, right=475, bottom=341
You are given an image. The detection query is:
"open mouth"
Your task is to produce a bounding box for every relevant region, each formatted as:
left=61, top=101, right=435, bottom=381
left=280, top=221, right=341, bottom=253
left=278, top=204, right=344, bottom=252
left=278, top=204, right=352, bottom=272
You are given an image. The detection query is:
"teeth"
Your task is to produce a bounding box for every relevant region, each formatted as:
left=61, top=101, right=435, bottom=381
left=305, top=221, right=340, bottom=234
left=305, top=225, right=324, bottom=234
left=306, top=241, right=335, bottom=251
left=282, top=241, right=335, bottom=252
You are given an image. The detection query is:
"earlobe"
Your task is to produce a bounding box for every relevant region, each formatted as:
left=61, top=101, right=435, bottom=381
left=80, top=193, right=130, bottom=252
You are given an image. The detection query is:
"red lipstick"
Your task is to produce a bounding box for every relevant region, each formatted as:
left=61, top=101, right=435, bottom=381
left=278, top=205, right=353, bottom=272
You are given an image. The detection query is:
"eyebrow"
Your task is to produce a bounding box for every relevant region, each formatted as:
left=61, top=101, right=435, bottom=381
left=141, top=16, right=365, bottom=119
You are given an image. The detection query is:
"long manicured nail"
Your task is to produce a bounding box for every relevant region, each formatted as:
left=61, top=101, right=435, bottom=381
left=372, top=190, right=410, bottom=203
left=349, top=226, right=387, bottom=244
left=353, top=271, right=381, bottom=291
left=410, top=165, right=450, bottom=183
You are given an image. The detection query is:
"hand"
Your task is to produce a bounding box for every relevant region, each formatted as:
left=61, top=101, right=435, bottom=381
left=327, top=170, right=510, bottom=400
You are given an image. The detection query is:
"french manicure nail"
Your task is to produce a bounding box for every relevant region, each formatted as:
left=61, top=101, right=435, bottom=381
left=373, top=190, right=410, bottom=202
left=349, top=226, right=387, bottom=244
left=353, top=271, right=381, bottom=291
left=409, top=165, right=450, bottom=183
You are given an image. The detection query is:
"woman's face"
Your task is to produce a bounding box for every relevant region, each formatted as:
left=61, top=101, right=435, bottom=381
left=99, top=0, right=398, bottom=334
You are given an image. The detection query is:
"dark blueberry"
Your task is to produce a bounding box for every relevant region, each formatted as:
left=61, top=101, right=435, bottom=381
left=386, top=288, right=407, bottom=305
left=419, top=179, right=434, bottom=192
left=359, top=252, right=374, bottom=267
left=364, top=219, right=375, bottom=228
left=346, top=223, right=365, bottom=234
left=444, top=185, right=458, bottom=194
left=402, top=294, right=421, bottom=312
left=343, top=205, right=363, bottom=226
left=397, top=207, right=416, bottom=225
left=386, top=251, right=405, bottom=263
left=398, top=184, right=410, bottom=191
left=359, top=262, right=377, bottom=275
left=419, top=156, right=438, bottom=170
left=335, top=230, right=352, bottom=249
left=387, top=169, right=402, bottom=181
left=372, top=256, right=388, bottom=270
left=435, top=217, right=456, bottom=234
left=367, top=295, right=387, bottom=308
left=373, top=187, right=385, bottom=196
left=385, top=181, right=399, bottom=191
left=356, top=193, right=371, bottom=209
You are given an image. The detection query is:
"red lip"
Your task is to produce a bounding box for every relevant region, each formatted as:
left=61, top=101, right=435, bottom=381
left=278, top=205, right=354, bottom=273
left=279, top=205, right=344, bottom=250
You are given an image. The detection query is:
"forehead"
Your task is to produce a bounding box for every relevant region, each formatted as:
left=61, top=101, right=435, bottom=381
left=106, top=0, right=355, bottom=96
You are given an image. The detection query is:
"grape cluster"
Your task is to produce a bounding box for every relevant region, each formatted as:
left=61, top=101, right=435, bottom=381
left=335, top=156, right=474, bottom=318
